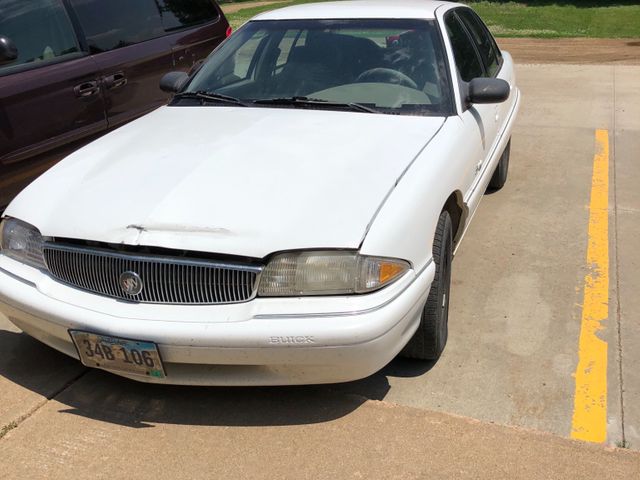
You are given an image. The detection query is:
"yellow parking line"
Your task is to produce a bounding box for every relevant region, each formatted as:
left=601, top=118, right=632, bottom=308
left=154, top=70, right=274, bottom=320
left=570, top=129, right=610, bottom=443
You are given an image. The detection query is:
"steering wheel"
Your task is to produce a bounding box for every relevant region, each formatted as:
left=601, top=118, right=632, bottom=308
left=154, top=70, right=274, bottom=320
left=355, top=68, right=418, bottom=89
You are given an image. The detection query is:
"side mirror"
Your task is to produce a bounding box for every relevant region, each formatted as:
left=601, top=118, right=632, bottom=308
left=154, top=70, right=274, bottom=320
left=467, top=78, right=510, bottom=105
left=0, top=36, right=18, bottom=65
left=159, top=71, right=189, bottom=93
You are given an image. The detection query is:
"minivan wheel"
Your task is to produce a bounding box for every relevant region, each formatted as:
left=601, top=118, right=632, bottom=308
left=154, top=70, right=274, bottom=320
left=488, top=139, right=511, bottom=190
left=401, top=210, right=453, bottom=360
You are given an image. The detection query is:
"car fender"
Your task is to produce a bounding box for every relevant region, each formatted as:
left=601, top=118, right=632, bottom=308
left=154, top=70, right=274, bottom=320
left=360, top=117, right=473, bottom=271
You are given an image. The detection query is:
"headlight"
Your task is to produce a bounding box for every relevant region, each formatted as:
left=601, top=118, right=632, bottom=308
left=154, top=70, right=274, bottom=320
left=0, top=218, right=46, bottom=269
left=258, top=250, right=410, bottom=297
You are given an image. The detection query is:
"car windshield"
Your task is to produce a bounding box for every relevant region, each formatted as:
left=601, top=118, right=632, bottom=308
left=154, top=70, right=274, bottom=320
left=182, top=19, right=454, bottom=116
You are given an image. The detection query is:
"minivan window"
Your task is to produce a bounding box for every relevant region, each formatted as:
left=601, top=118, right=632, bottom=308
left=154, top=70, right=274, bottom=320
left=159, top=0, right=220, bottom=31
left=69, top=0, right=219, bottom=54
left=0, top=0, right=80, bottom=73
left=69, top=0, right=165, bottom=53
left=456, top=9, right=501, bottom=77
left=444, top=13, right=483, bottom=82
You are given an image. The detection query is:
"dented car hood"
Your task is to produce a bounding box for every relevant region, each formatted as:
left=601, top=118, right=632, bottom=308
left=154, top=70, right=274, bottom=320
left=6, top=106, right=444, bottom=259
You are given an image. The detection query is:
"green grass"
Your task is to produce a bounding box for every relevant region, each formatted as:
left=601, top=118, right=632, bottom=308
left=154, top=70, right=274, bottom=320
left=225, top=0, right=640, bottom=38
left=468, top=1, right=640, bottom=38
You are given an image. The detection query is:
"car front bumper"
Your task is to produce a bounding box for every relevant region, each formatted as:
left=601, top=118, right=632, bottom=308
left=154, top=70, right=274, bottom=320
left=0, top=256, right=434, bottom=386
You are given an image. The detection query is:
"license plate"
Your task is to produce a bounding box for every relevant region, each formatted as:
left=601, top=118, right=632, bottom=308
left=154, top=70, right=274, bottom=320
left=69, top=331, right=165, bottom=379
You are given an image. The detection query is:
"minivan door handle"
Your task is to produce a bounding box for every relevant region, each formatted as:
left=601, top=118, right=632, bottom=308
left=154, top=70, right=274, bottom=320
left=103, top=72, right=127, bottom=90
left=74, top=81, right=100, bottom=98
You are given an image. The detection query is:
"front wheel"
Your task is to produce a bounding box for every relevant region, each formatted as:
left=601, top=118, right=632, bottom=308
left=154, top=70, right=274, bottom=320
left=401, top=210, right=453, bottom=360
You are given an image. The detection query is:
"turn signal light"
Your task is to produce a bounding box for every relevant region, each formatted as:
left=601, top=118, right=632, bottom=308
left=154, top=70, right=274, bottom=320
left=379, top=262, right=406, bottom=285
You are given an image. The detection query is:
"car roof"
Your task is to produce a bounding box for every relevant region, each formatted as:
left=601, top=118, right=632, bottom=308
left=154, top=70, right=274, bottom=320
left=253, top=0, right=459, bottom=21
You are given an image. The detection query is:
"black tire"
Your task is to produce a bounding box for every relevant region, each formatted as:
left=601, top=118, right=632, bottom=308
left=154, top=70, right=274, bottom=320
left=488, top=139, right=511, bottom=190
left=402, top=210, right=453, bottom=360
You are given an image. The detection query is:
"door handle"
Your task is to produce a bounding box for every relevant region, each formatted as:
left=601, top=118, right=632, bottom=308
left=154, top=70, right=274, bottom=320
left=74, top=81, right=100, bottom=98
left=103, top=72, right=127, bottom=90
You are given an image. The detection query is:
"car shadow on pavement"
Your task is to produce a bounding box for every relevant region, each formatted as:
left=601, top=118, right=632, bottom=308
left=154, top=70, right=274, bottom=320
left=334, top=357, right=437, bottom=400
left=0, top=329, right=85, bottom=397
left=0, top=330, right=437, bottom=430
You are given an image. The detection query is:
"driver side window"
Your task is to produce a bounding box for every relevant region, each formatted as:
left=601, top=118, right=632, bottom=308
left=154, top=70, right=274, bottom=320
left=444, top=12, right=484, bottom=82
left=456, top=9, right=501, bottom=77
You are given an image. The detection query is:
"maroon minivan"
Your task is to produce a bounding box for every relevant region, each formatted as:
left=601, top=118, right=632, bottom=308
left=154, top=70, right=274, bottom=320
left=0, top=0, right=230, bottom=209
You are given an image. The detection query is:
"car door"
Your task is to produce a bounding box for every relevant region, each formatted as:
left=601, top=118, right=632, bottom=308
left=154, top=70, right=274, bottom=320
left=0, top=0, right=107, bottom=208
left=67, top=0, right=175, bottom=128
left=442, top=10, right=496, bottom=202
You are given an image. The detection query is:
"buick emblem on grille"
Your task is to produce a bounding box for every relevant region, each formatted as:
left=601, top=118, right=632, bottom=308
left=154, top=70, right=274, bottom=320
left=119, top=271, right=144, bottom=296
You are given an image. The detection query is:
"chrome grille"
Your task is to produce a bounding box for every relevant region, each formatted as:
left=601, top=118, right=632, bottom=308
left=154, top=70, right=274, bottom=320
left=43, top=244, right=261, bottom=304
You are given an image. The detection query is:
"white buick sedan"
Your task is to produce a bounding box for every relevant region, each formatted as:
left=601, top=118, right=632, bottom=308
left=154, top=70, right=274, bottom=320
left=0, top=0, right=519, bottom=385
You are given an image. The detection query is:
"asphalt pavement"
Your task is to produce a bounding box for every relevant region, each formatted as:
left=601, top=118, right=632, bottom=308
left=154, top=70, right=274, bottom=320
left=1, top=64, right=639, bottom=478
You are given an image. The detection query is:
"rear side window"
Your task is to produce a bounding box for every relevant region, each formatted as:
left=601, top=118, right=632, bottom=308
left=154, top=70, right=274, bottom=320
left=456, top=9, right=501, bottom=77
left=69, top=0, right=164, bottom=53
left=69, top=0, right=219, bottom=54
left=159, top=0, right=220, bottom=31
left=0, top=0, right=80, bottom=73
left=444, top=13, right=483, bottom=82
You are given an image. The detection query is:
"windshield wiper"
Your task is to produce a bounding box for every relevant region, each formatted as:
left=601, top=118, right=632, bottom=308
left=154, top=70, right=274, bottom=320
left=252, top=96, right=380, bottom=114
left=173, top=91, right=249, bottom=107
